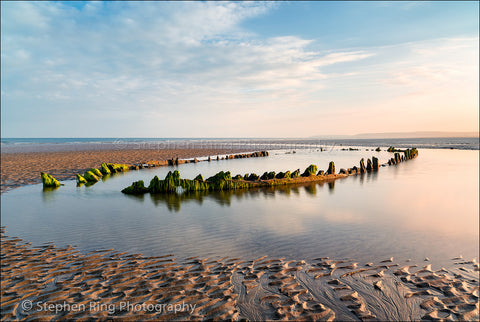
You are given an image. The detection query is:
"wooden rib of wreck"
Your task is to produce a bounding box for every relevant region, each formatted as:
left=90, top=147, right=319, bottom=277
left=122, top=148, right=419, bottom=195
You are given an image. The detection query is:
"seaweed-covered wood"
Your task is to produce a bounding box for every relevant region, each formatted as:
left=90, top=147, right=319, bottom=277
left=291, top=169, right=301, bottom=178
left=121, top=148, right=420, bottom=195
left=100, top=163, right=111, bottom=175
left=246, top=173, right=260, bottom=181
left=302, top=165, right=318, bottom=177
left=359, top=158, right=366, bottom=173
left=41, top=172, right=61, bottom=187
left=76, top=174, right=87, bottom=184
left=366, top=159, right=373, bottom=171
left=90, top=168, right=103, bottom=177
left=327, top=162, right=335, bottom=175
left=84, top=171, right=100, bottom=183
left=122, top=180, right=149, bottom=194
left=372, top=157, right=379, bottom=171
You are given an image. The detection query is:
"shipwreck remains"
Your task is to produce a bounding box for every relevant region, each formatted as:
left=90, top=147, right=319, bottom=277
left=122, top=148, right=419, bottom=195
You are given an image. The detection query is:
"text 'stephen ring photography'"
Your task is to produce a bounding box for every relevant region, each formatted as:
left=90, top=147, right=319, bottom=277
left=1, top=1, right=479, bottom=321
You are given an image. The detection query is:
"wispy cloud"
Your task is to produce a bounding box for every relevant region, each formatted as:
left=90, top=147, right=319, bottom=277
left=1, top=2, right=477, bottom=137
left=1, top=1, right=375, bottom=136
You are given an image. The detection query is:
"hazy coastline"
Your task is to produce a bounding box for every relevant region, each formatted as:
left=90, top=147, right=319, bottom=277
left=1, top=137, right=478, bottom=154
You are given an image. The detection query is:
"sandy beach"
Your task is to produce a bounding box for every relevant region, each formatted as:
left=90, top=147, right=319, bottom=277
left=1, top=228, right=478, bottom=321
left=0, top=148, right=251, bottom=193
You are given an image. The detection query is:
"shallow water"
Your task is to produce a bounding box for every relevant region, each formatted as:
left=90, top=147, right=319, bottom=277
left=1, top=148, right=478, bottom=268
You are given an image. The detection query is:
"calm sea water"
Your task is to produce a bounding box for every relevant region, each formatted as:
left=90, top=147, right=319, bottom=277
left=1, top=137, right=478, bottom=153
left=1, top=147, right=478, bottom=268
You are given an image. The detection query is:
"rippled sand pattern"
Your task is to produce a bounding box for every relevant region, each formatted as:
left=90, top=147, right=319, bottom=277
left=1, top=228, right=478, bottom=321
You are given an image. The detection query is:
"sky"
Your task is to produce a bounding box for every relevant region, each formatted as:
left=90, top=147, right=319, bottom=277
left=1, top=1, right=479, bottom=138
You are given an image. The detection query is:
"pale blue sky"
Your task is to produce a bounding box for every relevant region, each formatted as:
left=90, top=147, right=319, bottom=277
left=1, top=1, right=478, bottom=137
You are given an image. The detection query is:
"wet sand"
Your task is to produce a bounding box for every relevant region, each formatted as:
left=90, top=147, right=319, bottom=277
left=0, top=148, right=250, bottom=193
left=1, top=228, right=478, bottom=321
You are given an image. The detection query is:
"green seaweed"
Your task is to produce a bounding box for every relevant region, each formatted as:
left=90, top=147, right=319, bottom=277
left=122, top=180, right=149, bottom=194
left=404, top=148, right=418, bottom=159
left=275, top=171, right=291, bottom=179
left=106, top=163, right=130, bottom=173
left=146, top=170, right=254, bottom=194
left=41, top=172, right=61, bottom=188
left=121, top=147, right=420, bottom=195
left=246, top=173, right=260, bottom=181
left=302, top=164, right=318, bottom=177
left=327, top=162, right=335, bottom=175
left=100, top=163, right=111, bottom=175
left=76, top=174, right=87, bottom=184
left=84, top=171, right=100, bottom=183
left=291, top=169, right=300, bottom=178
left=90, top=168, right=103, bottom=177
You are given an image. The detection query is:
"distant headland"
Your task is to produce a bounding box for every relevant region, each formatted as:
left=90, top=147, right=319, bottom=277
left=311, top=131, right=479, bottom=139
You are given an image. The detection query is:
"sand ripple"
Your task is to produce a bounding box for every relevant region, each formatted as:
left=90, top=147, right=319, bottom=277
left=1, top=228, right=478, bottom=321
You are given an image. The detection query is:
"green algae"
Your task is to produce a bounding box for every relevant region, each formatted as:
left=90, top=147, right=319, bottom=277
left=121, top=180, right=149, bottom=194
left=275, top=171, right=291, bottom=179
left=327, top=162, right=335, bottom=175
left=90, top=168, right=103, bottom=177
left=41, top=172, right=61, bottom=188
left=106, top=163, right=130, bottom=173
left=122, top=148, right=420, bottom=195
left=100, top=163, right=111, bottom=175
left=302, top=164, right=318, bottom=177
left=245, top=173, right=260, bottom=181
left=131, top=170, right=253, bottom=195
left=76, top=174, right=87, bottom=184
left=83, top=171, right=100, bottom=183
left=291, top=169, right=301, bottom=178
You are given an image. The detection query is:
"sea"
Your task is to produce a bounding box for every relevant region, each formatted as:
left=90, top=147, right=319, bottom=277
left=1, top=137, right=478, bottom=153
left=1, top=137, right=478, bottom=270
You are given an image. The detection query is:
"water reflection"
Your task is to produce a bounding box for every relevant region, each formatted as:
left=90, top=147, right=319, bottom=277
left=124, top=193, right=145, bottom=203
left=150, top=190, right=206, bottom=212
left=144, top=181, right=347, bottom=212
left=41, top=187, right=59, bottom=202
left=328, top=181, right=335, bottom=192
left=304, top=183, right=317, bottom=195
left=5, top=149, right=477, bottom=269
